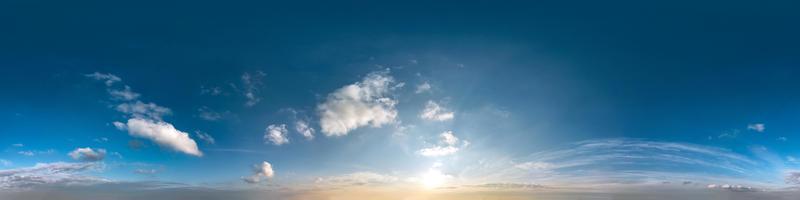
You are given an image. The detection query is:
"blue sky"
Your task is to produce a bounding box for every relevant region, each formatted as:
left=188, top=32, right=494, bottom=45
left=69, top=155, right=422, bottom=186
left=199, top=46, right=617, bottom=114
left=1, top=0, right=800, bottom=199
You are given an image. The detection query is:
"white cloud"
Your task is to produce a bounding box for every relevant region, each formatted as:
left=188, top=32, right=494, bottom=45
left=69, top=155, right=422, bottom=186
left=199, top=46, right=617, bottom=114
left=0, top=162, right=107, bottom=189
left=17, top=151, right=34, bottom=156
left=440, top=131, right=459, bottom=146
left=243, top=161, right=274, bottom=184
left=418, top=131, right=467, bottom=157
left=11, top=143, right=23, bottom=147
left=420, top=100, right=454, bottom=121
left=195, top=131, right=215, bottom=144
left=295, top=120, right=315, bottom=140
left=241, top=71, right=265, bottom=107
left=706, top=184, right=759, bottom=192
left=108, top=85, right=140, bottom=101
left=418, top=146, right=460, bottom=157
left=265, top=124, right=289, bottom=145
left=67, top=148, right=106, bottom=162
left=747, top=123, right=765, bottom=132
left=119, top=118, right=202, bottom=157
left=317, top=70, right=398, bottom=136
left=89, top=73, right=204, bottom=157
left=116, top=101, right=172, bottom=121
left=787, top=171, right=800, bottom=185
left=474, top=139, right=768, bottom=186
left=415, top=82, right=432, bottom=94
left=515, top=162, right=553, bottom=171
left=315, top=172, right=400, bottom=186
left=84, top=72, right=121, bottom=86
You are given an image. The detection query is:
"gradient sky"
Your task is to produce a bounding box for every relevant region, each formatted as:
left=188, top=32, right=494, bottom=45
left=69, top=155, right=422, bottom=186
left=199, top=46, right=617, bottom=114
left=2, top=1, right=800, bottom=199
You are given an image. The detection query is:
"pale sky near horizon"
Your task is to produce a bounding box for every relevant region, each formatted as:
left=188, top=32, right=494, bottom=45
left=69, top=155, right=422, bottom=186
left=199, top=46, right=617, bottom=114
left=2, top=0, right=800, bottom=199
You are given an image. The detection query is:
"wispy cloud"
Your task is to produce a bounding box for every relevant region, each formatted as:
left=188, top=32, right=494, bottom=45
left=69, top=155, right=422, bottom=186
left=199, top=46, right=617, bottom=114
left=747, top=123, right=765, bottom=132
left=240, top=71, right=265, bottom=107
left=195, top=131, right=216, bottom=145
left=0, top=162, right=107, bottom=189
left=420, top=100, right=454, bottom=121
left=462, top=139, right=776, bottom=188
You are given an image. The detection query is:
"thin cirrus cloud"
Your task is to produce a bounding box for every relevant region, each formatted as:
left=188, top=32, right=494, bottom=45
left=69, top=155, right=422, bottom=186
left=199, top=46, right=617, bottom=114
left=464, top=138, right=776, bottom=187
left=195, top=131, right=216, bottom=145
left=314, top=171, right=401, bottom=186
left=0, top=162, right=106, bottom=189
left=87, top=72, right=203, bottom=157
left=317, top=70, right=400, bottom=137
left=240, top=71, right=265, bottom=107
left=747, top=123, right=765, bottom=132
left=415, top=82, right=432, bottom=94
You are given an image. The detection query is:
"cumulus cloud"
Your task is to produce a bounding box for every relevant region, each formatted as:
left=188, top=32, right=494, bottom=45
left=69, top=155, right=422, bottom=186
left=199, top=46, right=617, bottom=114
left=68, top=148, right=106, bottom=162
left=265, top=124, right=289, bottom=145
left=0, top=162, right=106, bottom=189
left=88, top=72, right=202, bottom=157
left=441, top=131, right=459, bottom=145
left=418, top=131, right=468, bottom=157
left=116, top=118, right=202, bottom=156
left=747, top=123, right=765, bottom=132
left=243, top=161, right=274, bottom=184
left=116, top=101, right=172, bottom=121
left=195, top=131, right=215, bottom=145
left=84, top=72, right=121, bottom=86
left=415, top=82, right=432, bottom=94
left=317, top=70, right=398, bottom=136
left=295, top=120, right=315, bottom=140
left=420, top=100, right=454, bottom=121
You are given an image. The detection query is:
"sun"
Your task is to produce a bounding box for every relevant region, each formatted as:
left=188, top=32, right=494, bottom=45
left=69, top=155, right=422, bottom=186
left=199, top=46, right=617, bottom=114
left=421, top=169, right=447, bottom=189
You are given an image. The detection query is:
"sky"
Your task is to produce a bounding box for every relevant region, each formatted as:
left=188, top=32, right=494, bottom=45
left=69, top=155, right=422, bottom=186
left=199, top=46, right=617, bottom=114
left=1, top=0, right=800, bottom=199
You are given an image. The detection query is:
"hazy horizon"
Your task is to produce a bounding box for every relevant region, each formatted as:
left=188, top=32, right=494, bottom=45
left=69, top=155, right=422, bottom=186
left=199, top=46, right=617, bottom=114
left=2, top=0, right=800, bottom=199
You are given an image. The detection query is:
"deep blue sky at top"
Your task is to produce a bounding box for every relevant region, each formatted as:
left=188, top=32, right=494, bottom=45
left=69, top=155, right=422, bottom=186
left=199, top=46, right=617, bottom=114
left=1, top=0, right=799, bottom=183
